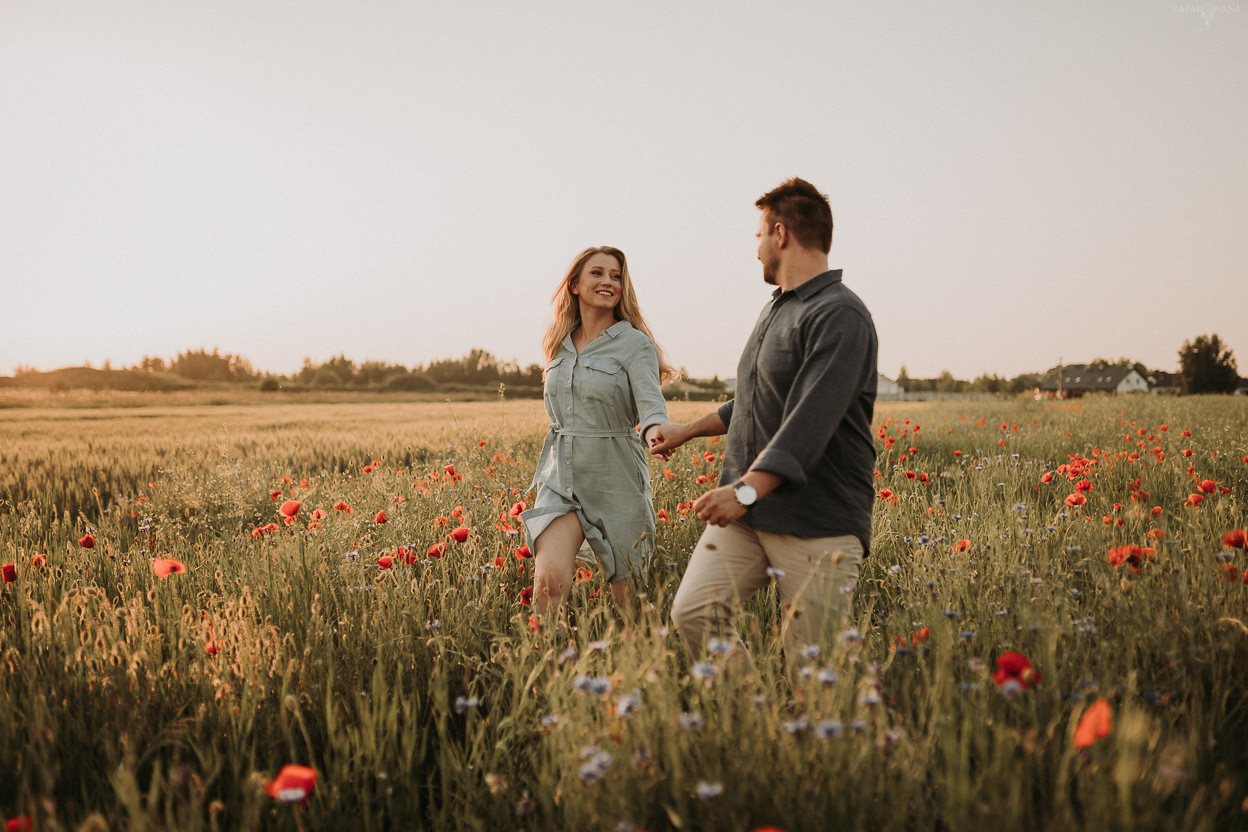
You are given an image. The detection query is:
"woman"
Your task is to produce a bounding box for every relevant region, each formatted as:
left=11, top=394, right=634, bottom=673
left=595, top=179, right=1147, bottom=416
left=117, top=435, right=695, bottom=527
left=522, top=246, right=677, bottom=619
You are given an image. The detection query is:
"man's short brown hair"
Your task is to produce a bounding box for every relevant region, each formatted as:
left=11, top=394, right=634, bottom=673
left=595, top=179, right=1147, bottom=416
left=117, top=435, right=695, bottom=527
left=755, top=178, right=833, bottom=254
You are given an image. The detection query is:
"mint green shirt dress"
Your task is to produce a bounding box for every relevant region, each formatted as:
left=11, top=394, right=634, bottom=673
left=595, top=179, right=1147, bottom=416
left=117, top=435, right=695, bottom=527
left=521, top=321, right=669, bottom=582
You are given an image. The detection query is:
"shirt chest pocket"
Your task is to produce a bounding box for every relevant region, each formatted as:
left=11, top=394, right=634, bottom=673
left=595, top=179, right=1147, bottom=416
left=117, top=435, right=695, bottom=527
left=577, top=356, right=625, bottom=405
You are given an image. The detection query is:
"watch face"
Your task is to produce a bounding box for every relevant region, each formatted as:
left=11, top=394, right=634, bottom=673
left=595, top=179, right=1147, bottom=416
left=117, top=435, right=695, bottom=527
left=735, top=483, right=758, bottom=506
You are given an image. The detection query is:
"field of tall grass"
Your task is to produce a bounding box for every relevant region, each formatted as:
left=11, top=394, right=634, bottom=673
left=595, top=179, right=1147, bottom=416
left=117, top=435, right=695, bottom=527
left=1, top=395, right=1246, bottom=831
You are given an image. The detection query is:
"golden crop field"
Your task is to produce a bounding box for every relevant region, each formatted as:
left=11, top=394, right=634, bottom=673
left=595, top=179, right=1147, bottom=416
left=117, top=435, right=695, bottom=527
left=1, top=394, right=1246, bottom=831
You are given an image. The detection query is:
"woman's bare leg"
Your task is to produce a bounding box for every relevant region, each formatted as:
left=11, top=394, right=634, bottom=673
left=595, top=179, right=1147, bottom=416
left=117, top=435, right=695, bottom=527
left=533, top=512, right=584, bottom=618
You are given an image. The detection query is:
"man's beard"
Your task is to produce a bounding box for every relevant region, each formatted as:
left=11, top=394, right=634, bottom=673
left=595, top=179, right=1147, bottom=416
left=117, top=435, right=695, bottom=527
left=762, top=255, right=779, bottom=286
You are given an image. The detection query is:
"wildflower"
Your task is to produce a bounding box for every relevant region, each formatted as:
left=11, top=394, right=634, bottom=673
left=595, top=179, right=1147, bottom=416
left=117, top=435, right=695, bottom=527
left=270, top=490, right=282, bottom=501
left=264, top=764, right=317, bottom=805
left=515, top=544, right=532, bottom=558
left=31, top=553, right=47, bottom=568
left=615, top=693, right=642, bottom=718
left=557, top=646, right=578, bottom=664
left=309, top=509, right=326, bottom=521
left=814, top=720, right=844, bottom=740
left=1064, top=493, right=1086, bottom=507
left=1, top=563, right=15, bottom=583
left=333, top=501, right=351, bottom=512
left=519, top=586, right=533, bottom=605
left=374, top=510, right=388, bottom=524
left=574, top=566, right=593, bottom=582
left=992, top=651, right=1042, bottom=694
left=5, top=817, right=35, bottom=832
left=509, top=501, right=526, bottom=517
left=677, top=712, right=704, bottom=729
left=1184, top=494, right=1204, bottom=507
left=376, top=555, right=394, bottom=569
left=278, top=500, right=302, bottom=518
left=877, top=488, right=898, bottom=505
left=79, top=533, right=95, bottom=548
left=579, top=748, right=613, bottom=784
left=707, top=636, right=735, bottom=655
left=953, top=539, right=970, bottom=552
left=692, top=662, right=719, bottom=681
left=782, top=716, right=809, bottom=734
left=766, top=567, right=786, bottom=580
left=1224, top=529, right=1247, bottom=550
left=1073, top=699, right=1113, bottom=748
left=695, top=781, right=724, bottom=800
left=152, top=558, right=187, bottom=577
left=427, top=542, right=446, bottom=558
left=454, top=695, right=480, bottom=713
left=1198, top=479, right=1218, bottom=494
left=1075, top=479, right=1093, bottom=493
left=449, top=526, right=470, bottom=542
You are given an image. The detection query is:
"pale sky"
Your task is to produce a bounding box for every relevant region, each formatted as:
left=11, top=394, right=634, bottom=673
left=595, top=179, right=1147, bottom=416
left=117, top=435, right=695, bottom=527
left=2, top=1, right=1245, bottom=381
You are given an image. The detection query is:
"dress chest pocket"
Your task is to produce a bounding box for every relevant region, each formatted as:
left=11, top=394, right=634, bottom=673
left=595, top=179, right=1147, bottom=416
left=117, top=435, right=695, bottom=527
left=577, top=356, right=624, bottom=404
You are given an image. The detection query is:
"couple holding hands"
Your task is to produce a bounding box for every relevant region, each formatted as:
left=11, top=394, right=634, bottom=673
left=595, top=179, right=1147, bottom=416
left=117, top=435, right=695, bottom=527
left=522, top=177, right=878, bottom=676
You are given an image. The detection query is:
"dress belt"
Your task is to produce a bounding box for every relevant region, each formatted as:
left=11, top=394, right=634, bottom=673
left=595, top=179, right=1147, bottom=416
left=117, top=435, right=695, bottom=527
left=527, top=423, right=639, bottom=494
left=546, top=423, right=637, bottom=437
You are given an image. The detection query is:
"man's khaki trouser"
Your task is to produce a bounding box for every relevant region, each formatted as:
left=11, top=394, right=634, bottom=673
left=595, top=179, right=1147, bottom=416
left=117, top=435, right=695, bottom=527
left=671, top=519, right=863, bottom=682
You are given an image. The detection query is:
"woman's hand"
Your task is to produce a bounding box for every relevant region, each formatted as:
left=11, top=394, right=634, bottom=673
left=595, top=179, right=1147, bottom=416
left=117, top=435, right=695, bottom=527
left=646, top=422, right=686, bottom=459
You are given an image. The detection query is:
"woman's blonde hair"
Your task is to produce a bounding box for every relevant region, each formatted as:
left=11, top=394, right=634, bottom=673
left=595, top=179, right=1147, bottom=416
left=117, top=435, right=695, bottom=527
left=541, top=246, right=679, bottom=384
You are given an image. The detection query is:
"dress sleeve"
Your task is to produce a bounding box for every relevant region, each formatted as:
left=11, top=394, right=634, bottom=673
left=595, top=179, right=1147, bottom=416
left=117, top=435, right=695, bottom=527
left=623, top=336, right=668, bottom=437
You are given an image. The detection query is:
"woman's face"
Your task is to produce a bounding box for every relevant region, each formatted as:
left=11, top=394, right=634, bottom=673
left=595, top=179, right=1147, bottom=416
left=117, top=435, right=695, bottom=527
left=570, top=252, right=623, bottom=313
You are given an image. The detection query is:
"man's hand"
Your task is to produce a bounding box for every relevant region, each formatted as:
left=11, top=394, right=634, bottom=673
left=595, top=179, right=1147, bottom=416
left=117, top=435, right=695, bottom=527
left=647, top=422, right=688, bottom=458
left=693, top=485, right=747, bottom=527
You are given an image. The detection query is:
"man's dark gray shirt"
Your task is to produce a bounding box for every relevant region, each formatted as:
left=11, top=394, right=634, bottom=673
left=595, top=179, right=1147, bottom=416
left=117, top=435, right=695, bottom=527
left=717, top=269, right=877, bottom=555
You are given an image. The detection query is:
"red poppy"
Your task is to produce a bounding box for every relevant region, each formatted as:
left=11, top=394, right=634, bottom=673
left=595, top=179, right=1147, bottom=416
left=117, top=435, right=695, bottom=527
left=444, top=464, right=456, bottom=477
left=992, top=651, right=1042, bottom=692
left=519, top=586, right=533, bottom=606
left=79, top=533, right=96, bottom=548
left=1198, top=479, right=1218, bottom=494
left=953, top=450, right=962, bottom=457
left=333, top=501, right=351, bottom=512
left=310, top=509, right=327, bottom=521
left=451, top=505, right=465, bottom=520
left=658, top=509, right=670, bottom=522
left=374, top=510, right=388, bottom=524
left=449, top=526, right=470, bottom=543
left=362, top=464, right=375, bottom=474
left=515, top=544, right=532, bottom=559
left=1073, top=699, right=1113, bottom=748
left=1107, top=544, right=1154, bottom=571
left=509, top=501, right=526, bottom=517
left=427, top=542, right=446, bottom=558
left=376, top=555, right=394, bottom=569
left=31, top=553, right=47, bottom=568
left=1223, top=529, right=1247, bottom=550
left=1064, top=493, right=1086, bottom=507
left=4, top=817, right=34, bottom=832
left=911, top=627, right=931, bottom=645
left=152, top=558, right=187, bottom=577
left=264, top=764, right=318, bottom=805
left=877, top=488, right=898, bottom=505
left=395, top=546, right=418, bottom=564
left=1185, top=494, right=1204, bottom=507
left=1040, top=472, right=1053, bottom=484
left=574, top=566, right=593, bottom=582
left=1, top=563, right=15, bottom=583
left=953, top=539, right=970, bottom=552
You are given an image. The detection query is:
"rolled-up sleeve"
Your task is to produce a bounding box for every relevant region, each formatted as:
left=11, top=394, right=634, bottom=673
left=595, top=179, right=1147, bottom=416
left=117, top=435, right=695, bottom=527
left=750, top=307, right=876, bottom=488
left=624, top=337, right=668, bottom=436
left=717, top=398, right=735, bottom=428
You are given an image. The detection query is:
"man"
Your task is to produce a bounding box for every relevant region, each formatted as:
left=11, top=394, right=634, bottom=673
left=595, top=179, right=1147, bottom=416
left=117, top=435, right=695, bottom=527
left=649, top=177, right=877, bottom=681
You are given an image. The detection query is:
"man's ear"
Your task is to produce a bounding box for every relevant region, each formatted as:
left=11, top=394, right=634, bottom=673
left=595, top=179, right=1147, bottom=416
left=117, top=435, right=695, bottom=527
left=774, top=222, right=790, bottom=248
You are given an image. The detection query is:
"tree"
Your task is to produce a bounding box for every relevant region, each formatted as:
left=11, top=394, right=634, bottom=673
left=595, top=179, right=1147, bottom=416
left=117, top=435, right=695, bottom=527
left=896, top=365, right=910, bottom=393
left=1179, top=334, right=1238, bottom=394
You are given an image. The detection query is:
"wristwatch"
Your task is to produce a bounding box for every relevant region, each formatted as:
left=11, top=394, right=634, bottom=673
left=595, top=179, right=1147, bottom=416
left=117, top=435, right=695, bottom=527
left=733, top=480, right=758, bottom=507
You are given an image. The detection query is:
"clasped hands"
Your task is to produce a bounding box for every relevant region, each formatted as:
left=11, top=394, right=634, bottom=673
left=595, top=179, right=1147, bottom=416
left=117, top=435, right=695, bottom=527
left=644, top=422, right=746, bottom=527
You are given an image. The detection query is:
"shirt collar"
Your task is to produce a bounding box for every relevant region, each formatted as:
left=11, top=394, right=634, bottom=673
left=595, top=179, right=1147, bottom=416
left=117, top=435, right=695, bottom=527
left=771, top=269, right=843, bottom=302
left=561, top=319, right=632, bottom=352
